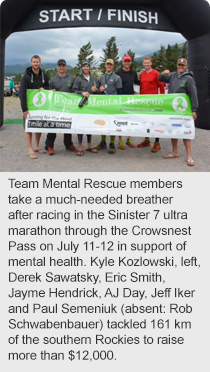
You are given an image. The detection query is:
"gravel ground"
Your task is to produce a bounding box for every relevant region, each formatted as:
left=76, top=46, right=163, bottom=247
left=1, top=96, right=209, bottom=172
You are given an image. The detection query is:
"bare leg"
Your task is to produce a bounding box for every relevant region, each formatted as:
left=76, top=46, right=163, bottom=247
left=25, top=132, right=34, bottom=154
left=183, top=139, right=191, bottom=159
left=171, top=139, right=179, bottom=156
left=34, top=133, right=42, bottom=150
left=87, top=134, right=92, bottom=149
left=77, top=134, right=83, bottom=155
left=163, top=138, right=179, bottom=159
left=183, top=139, right=194, bottom=165
left=25, top=132, right=37, bottom=158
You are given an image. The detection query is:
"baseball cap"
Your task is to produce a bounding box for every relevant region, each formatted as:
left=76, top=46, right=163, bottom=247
left=106, top=59, right=114, bottom=65
left=81, top=60, right=90, bottom=67
left=57, top=59, right=66, bottom=65
left=123, top=55, right=132, bottom=62
left=177, top=58, right=188, bottom=65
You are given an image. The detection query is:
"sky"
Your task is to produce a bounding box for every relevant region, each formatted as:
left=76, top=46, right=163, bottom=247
left=1, top=0, right=210, bottom=66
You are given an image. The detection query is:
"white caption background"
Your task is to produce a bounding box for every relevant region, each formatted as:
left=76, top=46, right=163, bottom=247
left=0, top=172, right=209, bottom=372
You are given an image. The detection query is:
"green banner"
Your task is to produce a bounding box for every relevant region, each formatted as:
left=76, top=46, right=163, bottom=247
left=27, top=90, right=192, bottom=116
left=26, top=90, right=194, bottom=139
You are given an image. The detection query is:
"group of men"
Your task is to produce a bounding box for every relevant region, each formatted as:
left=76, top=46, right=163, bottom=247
left=20, top=54, right=198, bottom=166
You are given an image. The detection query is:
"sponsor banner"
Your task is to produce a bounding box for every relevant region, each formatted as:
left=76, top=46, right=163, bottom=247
left=25, top=90, right=195, bottom=139
left=16, top=6, right=178, bottom=33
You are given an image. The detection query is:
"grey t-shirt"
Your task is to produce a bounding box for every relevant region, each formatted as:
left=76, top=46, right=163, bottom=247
left=99, top=72, right=122, bottom=95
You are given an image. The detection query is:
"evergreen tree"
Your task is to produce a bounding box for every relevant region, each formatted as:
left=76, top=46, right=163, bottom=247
left=76, top=42, right=97, bottom=71
left=165, top=44, right=174, bottom=71
left=100, top=36, right=120, bottom=73
left=44, top=68, right=57, bottom=81
left=14, top=73, right=22, bottom=84
left=152, top=41, right=188, bottom=73
left=170, top=43, right=180, bottom=70
left=151, top=52, right=159, bottom=70
left=152, top=45, right=167, bottom=71
left=157, top=44, right=167, bottom=71
left=181, top=41, right=188, bottom=59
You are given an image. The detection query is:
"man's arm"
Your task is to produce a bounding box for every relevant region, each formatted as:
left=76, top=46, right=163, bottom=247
left=134, top=71, right=140, bottom=85
left=69, top=77, right=75, bottom=93
left=49, top=79, right=54, bottom=90
left=43, top=73, right=49, bottom=90
left=156, top=71, right=165, bottom=93
left=116, top=75, right=123, bottom=94
left=158, top=70, right=171, bottom=83
left=72, top=77, right=82, bottom=95
left=187, top=77, right=199, bottom=116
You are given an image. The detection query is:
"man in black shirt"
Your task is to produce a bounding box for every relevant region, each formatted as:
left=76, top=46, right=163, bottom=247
left=116, top=55, right=140, bottom=150
left=116, top=55, right=140, bottom=149
left=20, top=55, right=49, bottom=159
left=116, top=56, right=140, bottom=94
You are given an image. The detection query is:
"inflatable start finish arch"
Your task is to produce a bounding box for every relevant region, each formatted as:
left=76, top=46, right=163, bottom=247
left=1, top=0, right=210, bottom=129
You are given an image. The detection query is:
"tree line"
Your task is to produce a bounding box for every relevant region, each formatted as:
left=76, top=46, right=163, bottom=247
left=13, top=37, right=188, bottom=83
left=151, top=42, right=187, bottom=72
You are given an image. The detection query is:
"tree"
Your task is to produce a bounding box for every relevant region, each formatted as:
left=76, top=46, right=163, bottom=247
left=14, top=73, right=22, bottom=84
left=151, top=52, right=159, bottom=70
left=76, top=42, right=97, bottom=71
left=157, top=44, right=167, bottom=71
left=152, top=41, right=189, bottom=73
left=170, top=43, right=181, bottom=70
left=181, top=41, right=188, bottom=59
left=152, top=45, right=167, bottom=71
left=165, top=44, right=175, bottom=71
left=100, top=36, right=120, bottom=73
left=44, top=68, right=57, bottom=81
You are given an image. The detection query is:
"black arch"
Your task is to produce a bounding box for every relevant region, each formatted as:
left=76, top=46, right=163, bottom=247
left=1, top=0, right=210, bottom=128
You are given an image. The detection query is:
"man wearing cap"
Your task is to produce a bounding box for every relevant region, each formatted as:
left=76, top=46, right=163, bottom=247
left=137, top=56, right=165, bottom=152
left=116, top=55, right=140, bottom=149
left=158, top=58, right=198, bottom=166
left=73, top=61, right=99, bottom=156
left=45, top=59, right=77, bottom=155
left=95, top=58, right=122, bottom=154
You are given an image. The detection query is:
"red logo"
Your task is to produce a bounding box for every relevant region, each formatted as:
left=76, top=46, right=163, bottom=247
left=155, top=129, right=164, bottom=133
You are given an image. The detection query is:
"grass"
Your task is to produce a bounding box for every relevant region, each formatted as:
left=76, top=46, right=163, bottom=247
left=3, top=119, right=23, bottom=124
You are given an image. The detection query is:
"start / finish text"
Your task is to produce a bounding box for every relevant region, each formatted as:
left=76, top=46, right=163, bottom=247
left=39, top=8, right=159, bottom=25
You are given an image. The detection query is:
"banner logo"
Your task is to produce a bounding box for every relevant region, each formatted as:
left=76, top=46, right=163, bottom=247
left=114, top=120, right=128, bottom=127
left=33, top=92, right=47, bottom=108
left=172, top=96, right=188, bottom=113
left=94, top=119, right=106, bottom=126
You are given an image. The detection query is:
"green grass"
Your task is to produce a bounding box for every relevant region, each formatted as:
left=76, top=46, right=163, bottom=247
left=3, top=119, right=23, bottom=124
